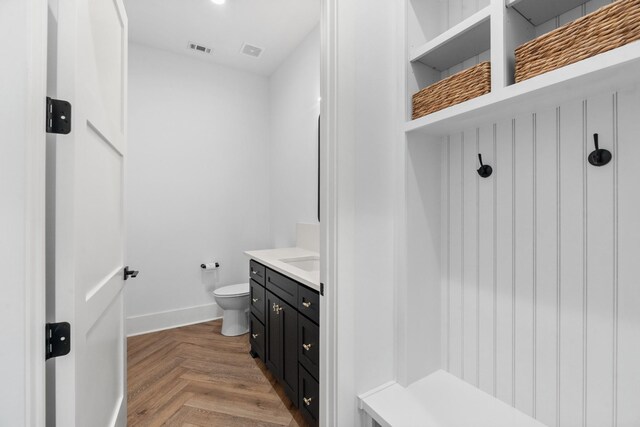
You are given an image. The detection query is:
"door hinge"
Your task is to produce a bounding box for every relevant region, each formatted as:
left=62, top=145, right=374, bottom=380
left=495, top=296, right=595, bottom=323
left=46, top=322, right=71, bottom=360
left=320, top=282, right=324, bottom=296
left=46, top=97, right=71, bottom=134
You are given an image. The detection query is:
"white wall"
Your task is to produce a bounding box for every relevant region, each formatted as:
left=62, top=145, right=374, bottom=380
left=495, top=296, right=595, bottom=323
left=125, top=43, right=271, bottom=335
left=0, top=0, right=46, bottom=424
left=323, top=1, right=398, bottom=424
left=269, top=25, right=320, bottom=247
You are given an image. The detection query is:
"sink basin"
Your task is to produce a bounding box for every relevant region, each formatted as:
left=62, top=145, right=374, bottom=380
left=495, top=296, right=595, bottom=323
left=280, top=256, right=320, bottom=273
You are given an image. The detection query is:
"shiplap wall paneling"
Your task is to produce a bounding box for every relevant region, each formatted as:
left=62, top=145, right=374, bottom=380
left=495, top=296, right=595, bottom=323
left=477, top=124, right=495, bottom=396
left=513, top=112, right=535, bottom=418
left=407, top=1, right=434, bottom=48
left=461, top=0, right=480, bottom=22
left=408, top=0, right=489, bottom=52
left=448, top=133, right=464, bottom=379
left=616, top=88, right=640, bottom=427
left=534, top=0, right=613, bottom=38
left=441, top=87, right=640, bottom=426
left=495, top=118, right=515, bottom=406
left=440, top=50, right=491, bottom=80
left=463, top=128, right=479, bottom=386
left=585, top=92, right=616, bottom=427
left=533, top=106, right=559, bottom=426
left=442, top=139, right=451, bottom=371
left=447, top=0, right=489, bottom=32
left=558, top=98, right=586, bottom=427
left=448, top=0, right=462, bottom=32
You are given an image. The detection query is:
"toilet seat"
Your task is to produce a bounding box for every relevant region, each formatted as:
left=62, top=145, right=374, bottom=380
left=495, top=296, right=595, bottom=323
left=213, top=283, right=250, bottom=298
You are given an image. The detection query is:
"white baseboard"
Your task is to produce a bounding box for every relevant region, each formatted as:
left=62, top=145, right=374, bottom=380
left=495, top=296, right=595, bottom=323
left=126, top=302, right=223, bottom=337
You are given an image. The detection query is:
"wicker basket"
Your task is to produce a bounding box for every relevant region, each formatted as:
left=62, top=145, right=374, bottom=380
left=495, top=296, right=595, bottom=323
left=412, top=61, right=491, bottom=120
left=515, top=0, right=640, bottom=83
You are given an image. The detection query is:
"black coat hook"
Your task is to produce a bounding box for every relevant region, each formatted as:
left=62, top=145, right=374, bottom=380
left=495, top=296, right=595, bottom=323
left=588, top=133, right=612, bottom=167
left=477, top=154, right=493, bottom=178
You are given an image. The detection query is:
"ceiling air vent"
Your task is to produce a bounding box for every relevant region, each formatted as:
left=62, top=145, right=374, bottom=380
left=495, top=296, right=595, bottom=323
left=240, top=43, right=264, bottom=58
left=188, top=42, right=212, bottom=54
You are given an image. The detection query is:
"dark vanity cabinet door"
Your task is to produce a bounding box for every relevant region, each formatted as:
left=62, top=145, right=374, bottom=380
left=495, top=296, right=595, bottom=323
left=299, top=365, right=319, bottom=426
left=298, top=313, right=319, bottom=380
left=266, top=291, right=282, bottom=377
left=250, top=280, right=266, bottom=323
left=249, top=314, right=265, bottom=361
left=280, top=298, right=299, bottom=404
left=265, top=290, right=298, bottom=404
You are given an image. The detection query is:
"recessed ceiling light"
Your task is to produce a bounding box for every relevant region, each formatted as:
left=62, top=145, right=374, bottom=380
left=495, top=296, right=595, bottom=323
left=211, top=0, right=225, bottom=4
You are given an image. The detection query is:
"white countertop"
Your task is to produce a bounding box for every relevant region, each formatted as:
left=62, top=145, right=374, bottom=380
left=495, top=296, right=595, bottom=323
left=244, top=247, right=320, bottom=293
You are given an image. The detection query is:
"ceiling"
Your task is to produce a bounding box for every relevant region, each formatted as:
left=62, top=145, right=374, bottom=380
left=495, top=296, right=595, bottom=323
left=124, top=0, right=320, bottom=76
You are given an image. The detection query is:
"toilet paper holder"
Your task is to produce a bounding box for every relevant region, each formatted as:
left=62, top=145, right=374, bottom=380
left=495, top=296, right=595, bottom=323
left=200, top=262, right=220, bottom=270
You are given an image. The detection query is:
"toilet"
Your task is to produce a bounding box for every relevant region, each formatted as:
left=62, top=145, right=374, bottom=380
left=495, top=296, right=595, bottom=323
left=213, top=283, right=250, bottom=336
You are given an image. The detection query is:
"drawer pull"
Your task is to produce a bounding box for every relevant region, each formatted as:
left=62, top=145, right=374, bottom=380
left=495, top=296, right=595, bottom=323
left=272, top=303, right=278, bottom=312
left=303, top=397, right=312, bottom=406
left=277, top=306, right=284, bottom=314
left=252, top=333, right=259, bottom=339
left=252, top=298, right=259, bottom=303
left=251, top=269, right=258, bottom=275
left=303, top=343, right=312, bottom=351
left=302, top=300, right=312, bottom=308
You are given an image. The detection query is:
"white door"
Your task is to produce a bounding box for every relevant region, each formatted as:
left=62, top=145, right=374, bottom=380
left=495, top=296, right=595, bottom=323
left=50, top=0, right=129, bottom=425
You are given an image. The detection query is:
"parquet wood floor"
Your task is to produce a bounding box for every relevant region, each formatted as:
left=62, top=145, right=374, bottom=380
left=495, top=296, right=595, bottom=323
left=127, top=320, right=309, bottom=426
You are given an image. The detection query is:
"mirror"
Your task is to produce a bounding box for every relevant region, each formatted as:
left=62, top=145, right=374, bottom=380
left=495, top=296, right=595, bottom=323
left=318, top=115, right=321, bottom=222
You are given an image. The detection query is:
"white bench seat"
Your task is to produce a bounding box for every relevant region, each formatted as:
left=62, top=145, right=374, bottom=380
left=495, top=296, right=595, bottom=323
left=359, top=370, right=548, bottom=427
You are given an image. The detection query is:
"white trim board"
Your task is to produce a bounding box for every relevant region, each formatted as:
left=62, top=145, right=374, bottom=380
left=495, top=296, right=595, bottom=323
left=319, top=0, right=338, bottom=424
left=126, top=303, right=223, bottom=337
left=24, top=0, right=47, bottom=425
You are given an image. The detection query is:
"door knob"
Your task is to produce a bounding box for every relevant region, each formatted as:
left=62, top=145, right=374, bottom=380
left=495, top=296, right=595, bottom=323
left=124, top=266, right=139, bottom=280
left=303, top=343, right=312, bottom=351
left=303, top=397, right=312, bottom=406
left=302, top=300, right=312, bottom=308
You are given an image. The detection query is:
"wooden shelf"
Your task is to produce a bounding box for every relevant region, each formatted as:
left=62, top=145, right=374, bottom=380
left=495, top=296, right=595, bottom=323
left=406, top=41, right=640, bottom=136
left=410, top=7, right=491, bottom=71
left=359, top=370, right=546, bottom=427
left=507, top=0, right=589, bottom=26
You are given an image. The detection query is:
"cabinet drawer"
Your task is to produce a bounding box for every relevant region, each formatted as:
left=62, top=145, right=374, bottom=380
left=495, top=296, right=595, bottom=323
left=298, top=285, right=320, bottom=324
left=266, top=269, right=298, bottom=308
left=250, top=280, right=266, bottom=323
left=299, top=365, right=319, bottom=426
left=250, top=314, right=265, bottom=361
left=298, top=314, right=319, bottom=380
left=250, top=260, right=266, bottom=286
